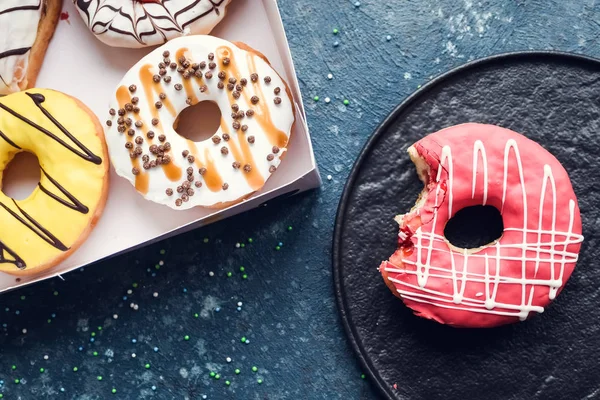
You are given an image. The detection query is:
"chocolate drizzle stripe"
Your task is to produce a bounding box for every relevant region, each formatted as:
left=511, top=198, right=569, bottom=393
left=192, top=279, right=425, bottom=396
left=0, top=47, right=30, bottom=61
left=0, top=128, right=21, bottom=149
left=0, top=200, right=68, bottom=251
left=0, top=240, right=25, bottom=270
left=0, top=93, right=103, bottom=165
left=0, top=3, right=40, bottom=17
left=38, top=168, right=89, bottom=214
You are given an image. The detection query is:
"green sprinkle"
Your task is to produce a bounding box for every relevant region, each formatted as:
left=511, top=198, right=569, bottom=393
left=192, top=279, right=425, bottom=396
left=241, top=337, right=247, bottom=343
left=239, top=266, right=245, bottom=272
left=210, top=372, right=216, bottom=377
left=20, top=295, right=25, bottom=300
left=0, top=393, right=4, bottom=398
left=184, top=335, right=190, bottom=341
left=112, top=388, right=117, bottom=394
left=227, top=272, right=232, bottom=277
left=313, top=96, right=319, bottom=102
left=97, top=376, right=103, bottom=381
left=257, top=379, right=263, bottom=384
left=14, top=379, right=19, bottom=384
left=275, top=246, right=281, bottom=251
left=132, top=283, right=138, bottom=288
left=11, top=365, right=16, bottom=370
left=361, top=374, right=365, bottom=379
left=53, top=291, right=58, bottom=296
left=252, top=366, right=258, bottom=373
left=160, top=249, right=166, bottom=255
left=98, top=326, right=102, bottom=331
left=73, top=367, right=78, bottom=372
left=145, top=364, right=151, bottom=369
left=417, top=84, right=422, bottom=89
left=93, top=351, right=98, bottom=357
left=248, top=238, right=253, bottom=243
left=241, top=243, right=245, bottom=248
left=333, top=28, right=339, bottom=34
left=225, top=380, right=231, bottom=386
left=343, top=99, right=350, bottom=105
left=235, top=368, right=240, bottom=375
left=203, top=238, right=209, bottom=243
left=47, top=319, right=52, bottom=323
left=155, top=264, right=160, bottom=270
left=215, top=374, right=221, bottom=380
left=288, top=226, right=293, bottom=231
left=194, top=313, right=199, bottom=318
left=40, top=368, right=45, bottom=373
left=242, top=274, right=248, bottom=279
left=91, top=332, right=96, bottom=337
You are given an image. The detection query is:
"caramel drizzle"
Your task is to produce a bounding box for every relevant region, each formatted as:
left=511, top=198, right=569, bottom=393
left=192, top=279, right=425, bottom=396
left=186, top=140, right=223, bottom=192
left=138, top=66, right=182, bottom=183
left=117, top=85, right=149, bottom=194
left=0, top=240, right=25, bottom=270
left=216, top=47, right=265, bottom=190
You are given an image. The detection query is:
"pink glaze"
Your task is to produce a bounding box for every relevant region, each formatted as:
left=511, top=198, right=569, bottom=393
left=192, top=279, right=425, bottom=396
left=381, top=123, right=583, bottom=328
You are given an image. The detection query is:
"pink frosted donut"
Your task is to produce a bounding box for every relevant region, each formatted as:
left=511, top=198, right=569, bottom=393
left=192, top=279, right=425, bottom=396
left=380, top=123, right=584, bottom=328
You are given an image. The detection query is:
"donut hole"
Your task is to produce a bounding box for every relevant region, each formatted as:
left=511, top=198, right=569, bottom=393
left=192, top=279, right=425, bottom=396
left=173, top=100, right=222, bottom=142
left=1, top=152, right=40, bottom=200
left=444, top=205, right=504, bottom=249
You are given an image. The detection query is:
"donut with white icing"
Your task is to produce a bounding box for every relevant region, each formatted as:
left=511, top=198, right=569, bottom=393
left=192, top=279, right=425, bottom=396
left=73, top=0, right=232, bottom=48
left=0, top=0, right=62, bottom=95
left=379, top=123, right=584, bottom=328
left=104, top=35, right=294, bottom=209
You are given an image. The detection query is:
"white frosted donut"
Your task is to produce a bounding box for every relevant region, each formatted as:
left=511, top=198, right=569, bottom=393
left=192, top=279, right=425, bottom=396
left=72, top=0, right=232, bottom=48
left=104, top=35, right=295, bottom=209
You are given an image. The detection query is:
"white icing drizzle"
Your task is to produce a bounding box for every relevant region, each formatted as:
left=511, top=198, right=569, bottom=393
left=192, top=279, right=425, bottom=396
left=0, top=0, right=43, bottom=94
left=73, top=0, right=231, bottom=48
left=385, top=140, right=583, bottom=321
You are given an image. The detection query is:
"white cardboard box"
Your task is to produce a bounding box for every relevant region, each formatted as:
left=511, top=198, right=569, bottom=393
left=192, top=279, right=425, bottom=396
left=0, top=0, right=320, bottom=292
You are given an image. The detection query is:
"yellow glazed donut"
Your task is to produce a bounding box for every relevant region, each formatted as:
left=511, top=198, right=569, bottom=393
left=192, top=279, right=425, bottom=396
left=0, top=89, right=109, bottom=276
left=104, top=35, right=295, bottom=209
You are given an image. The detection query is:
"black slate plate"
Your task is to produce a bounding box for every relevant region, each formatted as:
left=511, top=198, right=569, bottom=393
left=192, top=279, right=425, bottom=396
left=333, top=52, right=600, bottom=400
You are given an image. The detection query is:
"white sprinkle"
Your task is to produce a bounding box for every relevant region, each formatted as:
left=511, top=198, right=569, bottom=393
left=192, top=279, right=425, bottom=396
left=245, top=339, right=250, bottom=345
left=43, top=355, right=49, bottom=360
left=237, top=302, right=242, bottom=307
left=127, top=289, right=132, bottom=295
left=153, top=292, right=159, bottom=298
left=131, top=353, right=136, bottom=358
left=209, top=271, right=215, bottom=277
left=113, top=314, right=118, bottom=319
left=327, top=175, right=333, bottom=181
left=22, top=328, right=27, bottom=334
left=386, top=35, right=392, bottom=41
left=159, top=261, right=164, bottom=266
left=202, top=396, right=207, bottom=400
left=327, top=73, right=333, bottom=80
left=325, top=97, right=331, bottom=103
left=130, top=303, right=135, bottom=308
left=354, top=1, right=361, bottom=6
left=133, top=304, right=139, bottom=311
left=226, top=357, right=232, bottom=363
left=235, top=243, right=241, bottom=248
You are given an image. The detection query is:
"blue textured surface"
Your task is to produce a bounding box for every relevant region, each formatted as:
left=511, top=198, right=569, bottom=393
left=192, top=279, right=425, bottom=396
left=0, top=1, right=597, bottom=399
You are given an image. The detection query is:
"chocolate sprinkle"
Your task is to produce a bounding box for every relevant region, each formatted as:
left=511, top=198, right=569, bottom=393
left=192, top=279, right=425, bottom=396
left=246, top=109, right=255, bottom=117
left=218, top=71, right=226, bottom=80
left=170, top=62, right=177, bottom=69
left=178, top=56, right=186, bottom=64
left=152, top=118, right=159, bottom=126
left=166, top=188, right=173, bottom=196
left=164, top=76, right=172, bottom=83
left=217, top=82, right=224, bottom=89
left=143, top=162, right=151, bottom=170
left=199, top=167, right=207, bottom=175
left=233, top=92, right=241, bottom=99
left=177, top=186, right=184, bottom=193
left=163, top=155, right=171, bottom=164
left=272, top=146, right=280, bottom=154
left=159, top=93, right=166, bottom=100
left=195, top=70, right=203, bottom=79
left=187, top=155, right=195, bottom=163
left=155, top=101, right=163, bottom=109
left=200, top=61, right=206, bottom=69
left=182, top=150, right=189, bottom=157
left=118, top=108, right=126, bottom=116
left=264, top=76, right=272, bottom=83
left=274, top=97, right=282, bottom=104
left=135, top=120, right=143, bottom=128
left=223, top=57, right=230, bottom=65
left=232, top=161, right=241, bottom=169
left=269, top=165, right=277, bottom=173
left=195, top=181, right=202, bottom=188
left=205, top=72, right=213, bottom=79
left=150, top=145, right=158, bottom=154
left=127, top=129, right=135, bottom=136
left=182, top=194, right=189, bottom=202
left=187, top=188, right=194, bottom=196
left=267, top=154, right=275, bottom=161
left=227, top=83, right=235, bottom=91
left=132, top=167, right=140, bottom=175
left=222, top=183, right=229, bottom=190
left=232, top=104, right=239, bottom=112
left=187, top=175, right=194, bottom=182
left=248, top=135, right=255, bottom=143
left=251, top=96, right=259, bottom=104
left=164, top=142, right=171, bottom=151
left=118, top=125, right=126, bottom=133
left=125, top=118, right=133, bottom=126
left=186, top=167, right=194, bottom=175
left=241, top=125, right=248, bottom=132
left=129, top=84, right=137, bottom=92
left=208, top=53, right=214, bottom=60
left=274, top=87, right=281, bottom=94
left=133, top=106, right=140, bottom=113
left=125, top=142, right=133, bottom=149
left=118, top=117, right=125, bottom=125
left=240, top=78, right=248, bottom=86
left=221, top=146, right=229, bottom=155
left=135, top=136, right=143, bottom=144
left=232, top=121, right=241, bottom=130
left=163, top=50, right=170, bottom=57
left=125, top=103, right=133, bottom=111
left=243, top=164, right=252, bottom=172
left=200, top=85, right=208, bottom=93
left=251, top=73, right=258, bottom=82
left=223, top=133, right=230, bottom=141
left=106, top=120, right=112, bottom=127
left=109, top=108, right=116, bottom=116
left=158, top=134, right=166, bottom=142
left=175, top=199, right=182, bottom=207
left=153, top=75, right=161, bottom=83
left=174, top=83, right=183, bottom=91
left=159, top=68, right=167, bottom=76
left=212, top=136, right=221, bottom=144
